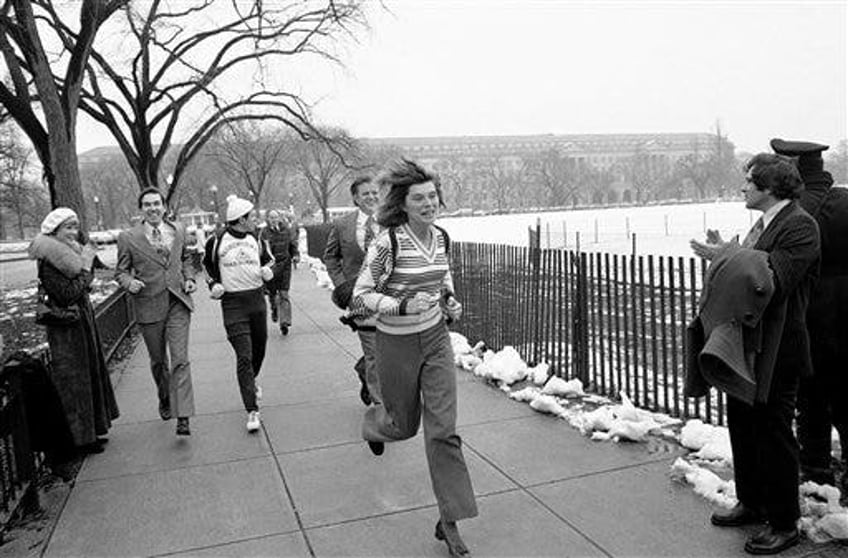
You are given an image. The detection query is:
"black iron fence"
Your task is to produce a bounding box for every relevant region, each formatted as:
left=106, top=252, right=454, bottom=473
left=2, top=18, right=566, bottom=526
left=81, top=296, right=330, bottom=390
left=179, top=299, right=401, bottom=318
left=0, top=289, right=135, bottom=536
left=450, top=240, right=725, bottom=426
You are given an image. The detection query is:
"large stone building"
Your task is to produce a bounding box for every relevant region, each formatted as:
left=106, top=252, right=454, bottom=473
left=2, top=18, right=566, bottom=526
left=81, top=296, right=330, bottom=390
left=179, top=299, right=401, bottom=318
left=364, top=132, right=729, bottom=207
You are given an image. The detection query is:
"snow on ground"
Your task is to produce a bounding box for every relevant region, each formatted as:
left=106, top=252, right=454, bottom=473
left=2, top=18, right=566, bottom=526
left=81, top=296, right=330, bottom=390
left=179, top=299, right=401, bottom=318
left=440, top=200, right=756, bottom=257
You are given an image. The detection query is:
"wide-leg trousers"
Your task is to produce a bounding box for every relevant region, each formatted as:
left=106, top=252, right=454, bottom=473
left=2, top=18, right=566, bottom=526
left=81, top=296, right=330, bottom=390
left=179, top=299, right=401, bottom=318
left=139, top=295, right=194, bottom=418
left=362, top=321, right=478, bottom=522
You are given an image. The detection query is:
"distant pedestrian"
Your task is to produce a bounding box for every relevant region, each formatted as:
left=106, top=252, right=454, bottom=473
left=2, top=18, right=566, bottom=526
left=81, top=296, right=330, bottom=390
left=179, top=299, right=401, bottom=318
left=259, top=209, right=299, bottom=335
left=771, top=139, right=848, bottom=496
left=690, top=153, right=819, bottom=555
left=28, top=207, right=119, bottom=454
left=352, top=159, right=476, bottom=557
left=323, top=176, right=382, bottom=406
left=203, top=195, right=275, bottom=433
left=116, top=188, right=197, bottom=436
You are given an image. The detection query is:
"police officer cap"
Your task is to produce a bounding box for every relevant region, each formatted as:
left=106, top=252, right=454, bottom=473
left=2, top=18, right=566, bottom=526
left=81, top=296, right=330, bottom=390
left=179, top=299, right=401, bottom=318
left=770, top=138, right=829, bottom=174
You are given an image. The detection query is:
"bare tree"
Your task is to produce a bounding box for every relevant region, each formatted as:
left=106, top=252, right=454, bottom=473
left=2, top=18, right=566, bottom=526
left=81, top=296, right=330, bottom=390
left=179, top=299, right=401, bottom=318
left=79, top=153, right=136, bottom=229
left=825, top=139, right=848, bottom=184
left=0, top=122, right=46, bottom=238
left=68, top=0, right=368, bottom=204
left=479, top=155, right=525, bottom=212
left=0, top=0, right=127, bottom=229
left=529, top=148, right=578, bottom=208
left=295, top=128, right=362, bottom=222
left=206, top=121, right=293, bottom=210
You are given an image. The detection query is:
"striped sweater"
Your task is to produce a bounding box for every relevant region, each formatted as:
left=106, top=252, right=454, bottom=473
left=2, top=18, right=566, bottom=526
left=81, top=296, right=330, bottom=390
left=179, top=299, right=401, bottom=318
left=352, top=223, right=454, bottom=335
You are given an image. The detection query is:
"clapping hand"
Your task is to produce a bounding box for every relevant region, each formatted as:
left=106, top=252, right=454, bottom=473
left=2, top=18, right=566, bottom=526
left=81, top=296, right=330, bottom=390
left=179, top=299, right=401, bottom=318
left=690, top=229, right=737, bottom=262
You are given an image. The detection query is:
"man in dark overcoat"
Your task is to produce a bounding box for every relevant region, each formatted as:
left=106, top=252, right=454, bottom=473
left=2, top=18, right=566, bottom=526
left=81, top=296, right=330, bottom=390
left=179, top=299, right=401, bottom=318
left=259, top=210, right=299, bottom=335
left=691, top=153, right=820, bottom=555
left=771, top=139, right=848, bottom=493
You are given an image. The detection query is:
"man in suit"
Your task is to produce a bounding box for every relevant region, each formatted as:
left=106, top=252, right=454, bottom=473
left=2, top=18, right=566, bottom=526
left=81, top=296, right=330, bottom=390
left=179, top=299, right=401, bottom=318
left=771, top=139, right=848, bottom=496
left=116, top=188, right=197, bottom=436
left=691, top=153, right=820, bottom=555
left=323, top=176, right=382, bottom=406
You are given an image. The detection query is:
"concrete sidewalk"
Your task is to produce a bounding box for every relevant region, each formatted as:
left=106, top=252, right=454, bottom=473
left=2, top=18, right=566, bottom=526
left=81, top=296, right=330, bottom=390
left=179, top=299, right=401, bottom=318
left=40, top=266, right=842, bottom=557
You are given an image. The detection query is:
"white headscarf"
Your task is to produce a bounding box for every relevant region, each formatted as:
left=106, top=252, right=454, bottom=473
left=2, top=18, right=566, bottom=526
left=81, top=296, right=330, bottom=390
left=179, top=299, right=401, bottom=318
left=40, top=207, right=78, bottom=235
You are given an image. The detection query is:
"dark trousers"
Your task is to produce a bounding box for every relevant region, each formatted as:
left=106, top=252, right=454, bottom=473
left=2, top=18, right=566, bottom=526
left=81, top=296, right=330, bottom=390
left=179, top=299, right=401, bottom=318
left=362, top=322, right=477, bottom=522
left=221, top=289, right=267, bottom=413
left=797, top=354, right=848, bottom=478
left=727, top=368, right=800, bottom=530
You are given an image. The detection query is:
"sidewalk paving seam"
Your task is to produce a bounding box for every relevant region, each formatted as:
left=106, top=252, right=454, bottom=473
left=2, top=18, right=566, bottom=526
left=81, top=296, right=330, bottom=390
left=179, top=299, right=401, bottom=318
left=462, top=440, right=616, bottom=558
left=519, top=453, right=681, bottom=491
left=149, top=530, right=301, bottom=558
left=262, top=421, right=317, bottom=558
left=73, top=454, right=274, bottom=484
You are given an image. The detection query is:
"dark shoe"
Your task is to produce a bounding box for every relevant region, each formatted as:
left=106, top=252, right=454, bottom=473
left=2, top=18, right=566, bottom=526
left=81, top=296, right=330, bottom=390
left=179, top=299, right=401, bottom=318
left=711, top=503, right=766, bottom=527
left=359, top=383, right=372, bottom=406
left=81, top=442, right=105, bottom=455
left=744, top=526, right=799, bottom=555
left=435, top=520, right=470, bottom=557
left=280, top=325, right=289, bottom=336
left=367, top=441, right=384, bottom=456
left=159, top=400, right=171, bottom=421
left=176, top=417, right=191, bottom=436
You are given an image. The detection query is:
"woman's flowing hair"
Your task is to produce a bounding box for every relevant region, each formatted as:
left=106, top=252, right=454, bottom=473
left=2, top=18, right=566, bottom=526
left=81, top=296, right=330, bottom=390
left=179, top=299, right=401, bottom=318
left=374, top=158, right=445, bottom=228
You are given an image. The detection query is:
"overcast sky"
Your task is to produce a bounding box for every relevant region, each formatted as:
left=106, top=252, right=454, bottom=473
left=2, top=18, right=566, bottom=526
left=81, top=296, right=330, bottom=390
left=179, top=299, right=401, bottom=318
left=76, top=0, right=847, bottom=156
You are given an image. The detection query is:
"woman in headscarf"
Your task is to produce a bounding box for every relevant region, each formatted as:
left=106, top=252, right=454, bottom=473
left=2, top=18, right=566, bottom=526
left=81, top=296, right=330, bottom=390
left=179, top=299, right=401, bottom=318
left=27, top=207, right=119, bottom=454
left=352, top=159, right=476, bottom=557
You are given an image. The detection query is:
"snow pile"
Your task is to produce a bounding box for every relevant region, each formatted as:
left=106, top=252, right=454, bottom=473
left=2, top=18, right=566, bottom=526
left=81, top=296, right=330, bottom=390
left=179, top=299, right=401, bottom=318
left=541, top=376, right=583, bottom=397
left=679, top=420, right=733, bottom=465
left=799, top=482, right=848, bottom=543
left=527, top=362, right=550, bottom=385
left=580, top=392, right=664, bottom=442
left=302, top=256, right=333, bottom=290
left=449, top=333, right=486, bottom=371
left=670, top=458, right=737, bottom=509
left=472, top=345, right=527, bottom=385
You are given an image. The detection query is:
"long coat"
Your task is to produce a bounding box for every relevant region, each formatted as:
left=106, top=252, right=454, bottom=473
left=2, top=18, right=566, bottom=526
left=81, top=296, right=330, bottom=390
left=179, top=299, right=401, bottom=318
left=39, top=259, right=119, bottom=447
left=259, top=224, right=299, bottom=291
left=798, top=170, right=848, bottom=374
left=115, top=222, right=195, bottom=324
left=750, top=201, right=820, bottom=402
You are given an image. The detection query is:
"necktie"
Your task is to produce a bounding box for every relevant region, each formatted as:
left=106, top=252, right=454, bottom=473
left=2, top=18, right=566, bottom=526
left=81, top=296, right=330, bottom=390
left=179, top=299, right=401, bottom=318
left=151, top=226, right=168, bottom=257
left=742, top=217, right=764, bottom=249
left=363, top=216, right=375, bottom=251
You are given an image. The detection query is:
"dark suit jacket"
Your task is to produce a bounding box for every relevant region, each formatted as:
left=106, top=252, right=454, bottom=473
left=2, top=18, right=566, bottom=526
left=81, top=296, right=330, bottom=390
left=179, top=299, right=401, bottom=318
left=750, top=201, right=820, bottom=402
left=115, top=222, right=195, bottom=324
left=323, top=211, right=366, bottom=288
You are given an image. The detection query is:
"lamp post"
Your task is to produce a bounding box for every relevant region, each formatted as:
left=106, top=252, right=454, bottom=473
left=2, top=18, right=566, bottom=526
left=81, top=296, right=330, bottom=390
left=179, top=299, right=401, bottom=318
left=93, top=195, right=102, bottom=231
left=209, top=185, right=220, bottom=220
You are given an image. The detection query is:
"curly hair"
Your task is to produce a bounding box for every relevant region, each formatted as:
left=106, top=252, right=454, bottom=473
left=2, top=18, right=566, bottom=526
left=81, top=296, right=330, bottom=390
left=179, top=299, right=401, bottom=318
left=744, top=153, right=804, bottom=200
left=374, top=158, right=445, bottom=228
